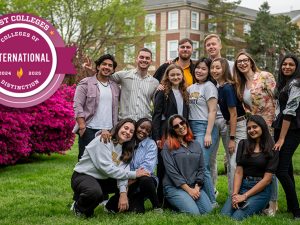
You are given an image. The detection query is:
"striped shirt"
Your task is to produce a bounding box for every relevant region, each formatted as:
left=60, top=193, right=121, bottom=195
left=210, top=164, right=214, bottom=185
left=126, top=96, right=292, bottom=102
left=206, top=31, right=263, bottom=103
left=131, top=137, right=158, bottom=177
left=112, top=69, right=159, bottom=121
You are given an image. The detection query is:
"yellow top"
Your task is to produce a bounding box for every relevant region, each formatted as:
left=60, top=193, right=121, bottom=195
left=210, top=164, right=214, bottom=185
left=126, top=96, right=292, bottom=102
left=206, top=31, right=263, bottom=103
left=176, top=61, right=193, bottom=86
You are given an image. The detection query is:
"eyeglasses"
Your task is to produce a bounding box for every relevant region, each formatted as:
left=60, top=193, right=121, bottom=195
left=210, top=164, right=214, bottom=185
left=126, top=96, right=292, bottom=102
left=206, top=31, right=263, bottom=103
left=173, top=121, right=186, bottom=129
left=237, top=58, right=249, bottom=65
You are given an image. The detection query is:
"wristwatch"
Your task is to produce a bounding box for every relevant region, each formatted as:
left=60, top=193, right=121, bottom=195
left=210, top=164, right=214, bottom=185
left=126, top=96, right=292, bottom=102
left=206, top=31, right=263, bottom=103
left=230, top=135, right=235, bottom=140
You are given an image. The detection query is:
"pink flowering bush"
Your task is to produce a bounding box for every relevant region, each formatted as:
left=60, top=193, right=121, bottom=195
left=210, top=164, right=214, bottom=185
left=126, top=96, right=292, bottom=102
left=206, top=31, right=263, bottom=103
left=0, top=84, right=76, bottom=165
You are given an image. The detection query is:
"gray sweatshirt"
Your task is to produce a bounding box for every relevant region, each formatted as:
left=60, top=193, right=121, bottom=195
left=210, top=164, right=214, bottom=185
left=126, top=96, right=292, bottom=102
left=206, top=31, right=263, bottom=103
left=74, top=137, right=136, bottom=192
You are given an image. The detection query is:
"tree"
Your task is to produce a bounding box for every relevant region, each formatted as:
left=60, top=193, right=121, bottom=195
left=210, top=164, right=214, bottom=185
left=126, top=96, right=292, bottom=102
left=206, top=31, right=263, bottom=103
left=203, top=0, right=241, bottom=56
left=246, top=2, right=300, bottom=73
left=1, top=0, right=152, bottom=83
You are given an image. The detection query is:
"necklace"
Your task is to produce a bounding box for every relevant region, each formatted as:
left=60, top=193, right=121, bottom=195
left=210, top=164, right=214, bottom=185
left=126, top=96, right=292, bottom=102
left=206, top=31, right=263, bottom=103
left=99, top=81, right=109, bottom=87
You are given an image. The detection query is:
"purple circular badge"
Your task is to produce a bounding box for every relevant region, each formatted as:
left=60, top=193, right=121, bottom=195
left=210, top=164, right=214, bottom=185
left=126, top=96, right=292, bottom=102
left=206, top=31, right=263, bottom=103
left=0, top=13, right=76, bottom=108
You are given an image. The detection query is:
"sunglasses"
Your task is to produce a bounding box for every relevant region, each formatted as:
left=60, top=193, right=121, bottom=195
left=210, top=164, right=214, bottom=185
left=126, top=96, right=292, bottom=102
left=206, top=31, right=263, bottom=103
left=173, top=121, right=186, bottom=129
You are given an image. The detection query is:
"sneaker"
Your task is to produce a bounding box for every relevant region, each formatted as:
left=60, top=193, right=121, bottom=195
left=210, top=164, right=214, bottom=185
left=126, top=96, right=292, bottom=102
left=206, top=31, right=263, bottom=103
left=212, top=202, right=219, bottom=209
left=263, top=201, right=278, bottom=217
left=70, top=201, right=84, bottom=217
left=99, top=199, right=108, bottom=206
left=214, top=189, right=219, bottom=198
left=153, top=208, right=163, bottom=213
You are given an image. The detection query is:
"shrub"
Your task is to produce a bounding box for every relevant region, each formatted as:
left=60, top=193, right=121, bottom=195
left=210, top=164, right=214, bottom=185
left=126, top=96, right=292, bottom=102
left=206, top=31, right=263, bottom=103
left=0, top=85, right=76, bottom=165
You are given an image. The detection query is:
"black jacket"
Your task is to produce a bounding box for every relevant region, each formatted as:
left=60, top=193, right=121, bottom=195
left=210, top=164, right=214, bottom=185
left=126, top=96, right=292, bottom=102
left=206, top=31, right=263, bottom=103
left=153, top=57, right=195, bottom=83
left=152, top=90, right=189, bottom=141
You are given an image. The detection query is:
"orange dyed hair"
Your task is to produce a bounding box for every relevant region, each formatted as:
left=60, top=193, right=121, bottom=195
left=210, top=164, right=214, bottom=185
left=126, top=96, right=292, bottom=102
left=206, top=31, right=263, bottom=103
left=162, top=114, right=194, bottom=151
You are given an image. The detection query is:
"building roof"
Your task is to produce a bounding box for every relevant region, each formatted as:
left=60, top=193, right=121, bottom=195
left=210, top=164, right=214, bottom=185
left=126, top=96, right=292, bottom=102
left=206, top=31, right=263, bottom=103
left=143, top=0, right=258, bottom=19
left=274, top=10, right=300, bottom=22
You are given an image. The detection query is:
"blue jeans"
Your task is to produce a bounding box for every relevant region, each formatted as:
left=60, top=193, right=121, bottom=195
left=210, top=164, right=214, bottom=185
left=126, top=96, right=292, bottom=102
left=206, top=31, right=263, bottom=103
left=164, top=185, right=212, bottom=214
left=226, top=119, right=247, bottom=194
left=270, top=175, right=278, bottom=201
left=221, top=177, right=272, bottom=220
left=190, top=120, right=218, bottom=204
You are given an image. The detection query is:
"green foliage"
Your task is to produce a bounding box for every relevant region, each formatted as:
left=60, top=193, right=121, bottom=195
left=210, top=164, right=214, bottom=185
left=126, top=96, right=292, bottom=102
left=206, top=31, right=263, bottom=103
left=203, top=0, right=241, bottom=53
left=1, top=0, right=149, bottom=58
left=246, top=2, right=300, bottom=73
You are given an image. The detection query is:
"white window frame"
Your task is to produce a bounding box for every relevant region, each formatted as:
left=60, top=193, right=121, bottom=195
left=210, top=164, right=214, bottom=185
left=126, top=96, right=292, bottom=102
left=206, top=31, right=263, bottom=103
left=208, top=15, right=217, bottom=33
left=145, top=14, right=156, bottom=32
left=144, top=42, right=156, bottom=61
left=226, top=47, right=235, bottom=61
left=243, top=22, right=251, bottom=35
left=191, top=11, right=199, bottom=30
left=168, top=11, right=178, bottom=30
left=227, top=22, right=235, bottom=36
left=191, top=41, right=199, bottom=60
left=124, top=44, right=135, bottom=63
left=167, top=40, right=178, bottom=60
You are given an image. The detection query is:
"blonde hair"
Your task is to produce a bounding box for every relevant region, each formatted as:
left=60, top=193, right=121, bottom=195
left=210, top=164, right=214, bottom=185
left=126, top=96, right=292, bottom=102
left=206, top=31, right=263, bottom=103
left=204, top=34, right=221, bottom=47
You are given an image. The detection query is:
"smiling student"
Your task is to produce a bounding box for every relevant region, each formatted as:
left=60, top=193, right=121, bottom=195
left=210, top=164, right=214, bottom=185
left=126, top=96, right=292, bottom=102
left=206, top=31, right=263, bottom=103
left=70, top=119, right=150, bottom=217
left=221, top=115, right=279, bottom=220
left=152, top=64, right=189, bottom=205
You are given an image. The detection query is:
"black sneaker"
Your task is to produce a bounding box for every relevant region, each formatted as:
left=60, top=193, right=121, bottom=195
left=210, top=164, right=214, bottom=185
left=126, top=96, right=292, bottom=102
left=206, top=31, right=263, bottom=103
left=70, top=201, right=84, bottom=217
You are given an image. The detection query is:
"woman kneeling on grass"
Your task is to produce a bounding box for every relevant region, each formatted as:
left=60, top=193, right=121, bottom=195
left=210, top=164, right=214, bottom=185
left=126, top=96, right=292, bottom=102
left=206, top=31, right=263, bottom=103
left=105, top=118, right=161, bottom=213
left=70, top=118, right=149, bottom=218
left=161, top=114, right=213, bottom=214
left=221, top=115, right=279, bottom=220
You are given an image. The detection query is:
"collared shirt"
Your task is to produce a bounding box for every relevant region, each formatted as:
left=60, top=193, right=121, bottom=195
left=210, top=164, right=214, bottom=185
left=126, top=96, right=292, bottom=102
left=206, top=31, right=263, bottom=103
left=161, top=141, right=205, bottom=188
left=243, top=71, right=276, bottom=129
left=112, top=69, right=159, bottom=121
left=130, top=137, right=157, bottom=177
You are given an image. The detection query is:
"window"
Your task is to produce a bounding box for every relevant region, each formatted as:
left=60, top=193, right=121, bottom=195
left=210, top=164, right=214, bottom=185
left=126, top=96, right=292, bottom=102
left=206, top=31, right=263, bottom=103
left=145, top=14, right=156, bottom=32
left=226, top=47, right=235, bottom=61
left=144, top=42, right=156, bottom=61
left=191, top=41, right=199, bottom=60
left=167, top=40, right=178, bottom=60
left=191, top=11, right=199, bottom=30
left=168, top=11, right=178, bottom=30
left=125, top=18, right=135, bottom=32
left=243, top=22, right=251, bottom=35
left=208, top=15, right=217, bottom=33
left=124, top=44, right=135, bottom=63
left=227, top=22, right=235, bottom=36
left=104, top=46, right=115, bottom=55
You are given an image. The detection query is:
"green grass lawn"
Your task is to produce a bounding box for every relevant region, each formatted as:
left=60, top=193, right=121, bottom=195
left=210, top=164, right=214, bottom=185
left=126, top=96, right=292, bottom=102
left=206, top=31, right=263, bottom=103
left=0, top=140, right=300, bottom=225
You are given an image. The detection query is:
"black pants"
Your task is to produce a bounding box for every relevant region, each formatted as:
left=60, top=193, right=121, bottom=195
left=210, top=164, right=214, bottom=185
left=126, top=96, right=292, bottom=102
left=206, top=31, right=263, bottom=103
left=275, top=128, right=300, bottom=215
left=157, top=151, right=165, bottom=205
left=71, top=171, right=118, bottom=217
left=78, top=128, right=99, bottom=160
left=106, top=176, right=159, bottom=213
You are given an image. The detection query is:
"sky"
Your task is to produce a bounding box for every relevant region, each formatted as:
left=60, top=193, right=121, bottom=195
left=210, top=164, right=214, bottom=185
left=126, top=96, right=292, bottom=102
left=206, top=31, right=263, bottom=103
left=227, top=0, right=300, bottom=13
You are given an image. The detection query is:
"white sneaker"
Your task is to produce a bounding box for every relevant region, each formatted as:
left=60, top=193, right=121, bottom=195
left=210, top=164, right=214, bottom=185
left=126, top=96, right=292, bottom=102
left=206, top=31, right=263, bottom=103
left=99, top=200, right=108, bottom=206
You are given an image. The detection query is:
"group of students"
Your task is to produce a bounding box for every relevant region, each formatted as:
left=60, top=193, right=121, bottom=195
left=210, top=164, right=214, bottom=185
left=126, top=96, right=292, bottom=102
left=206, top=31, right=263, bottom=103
left=70, top=35, right=300, bottom=220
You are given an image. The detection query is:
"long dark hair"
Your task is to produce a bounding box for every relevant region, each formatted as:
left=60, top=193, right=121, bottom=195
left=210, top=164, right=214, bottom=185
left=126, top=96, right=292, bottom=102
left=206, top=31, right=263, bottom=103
left=276, top=53, right=300, bottom=97
left=111, top=118, right=136, bottom=163
left=192, top=57, right=213, bottom=84
left=245, top=115, right=274, bottom=157
left=211, top=58, right=234, bottom=84
left=163, top=114, right=194, bottom=151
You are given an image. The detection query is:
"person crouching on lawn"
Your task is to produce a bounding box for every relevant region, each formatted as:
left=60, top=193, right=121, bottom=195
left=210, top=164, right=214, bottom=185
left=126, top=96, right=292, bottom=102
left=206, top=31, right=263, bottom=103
left=70, top=118, right=149, bottom=218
